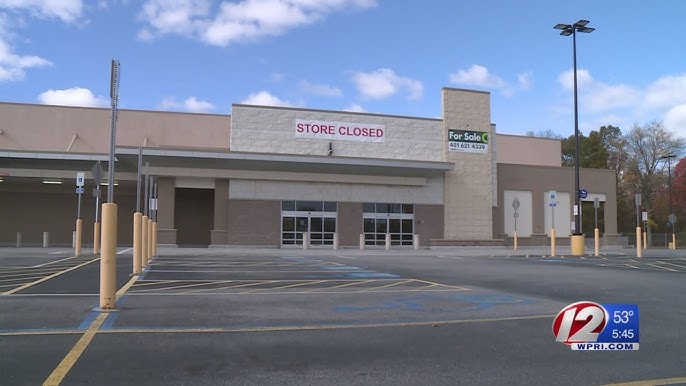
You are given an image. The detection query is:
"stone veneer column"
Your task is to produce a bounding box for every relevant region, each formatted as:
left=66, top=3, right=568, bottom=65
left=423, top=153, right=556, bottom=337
left=442, top=88, right=494, bottom=240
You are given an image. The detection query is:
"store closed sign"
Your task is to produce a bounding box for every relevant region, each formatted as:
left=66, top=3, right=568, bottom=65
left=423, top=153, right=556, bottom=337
left=448, top=129, right=489, bottom=154
left=295, top=119, right=385, bottom=142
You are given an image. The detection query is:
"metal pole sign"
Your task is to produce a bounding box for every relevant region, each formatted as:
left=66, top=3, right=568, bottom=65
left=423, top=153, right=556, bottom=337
left=136, top=147, right=143, bottom=212
left=512, top=197, right=520, bottom=232
left=91, top=161, right=103, bottom=222
left=594, top=198, right=599, bottom=229
left=635, top=194, right=641, bottom=227
left=76, top=172, right=85, bottom=219
left=107, top=59, right=120, bottom=203
left=548, top=191, right=557, bottom=230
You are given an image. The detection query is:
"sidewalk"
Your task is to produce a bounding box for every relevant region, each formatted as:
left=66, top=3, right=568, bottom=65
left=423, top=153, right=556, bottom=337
left=3, top=244, right=685, bottom=259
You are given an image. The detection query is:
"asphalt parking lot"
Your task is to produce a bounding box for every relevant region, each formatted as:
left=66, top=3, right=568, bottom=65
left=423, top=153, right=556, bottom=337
left=1, top=246, right=685, bottom=385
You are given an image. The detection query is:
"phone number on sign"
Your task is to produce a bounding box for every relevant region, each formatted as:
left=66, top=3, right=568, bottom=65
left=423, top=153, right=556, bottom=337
left=449, top=142, right=488, bottom=153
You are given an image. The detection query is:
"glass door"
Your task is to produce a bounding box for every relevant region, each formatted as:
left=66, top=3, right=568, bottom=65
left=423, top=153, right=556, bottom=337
left=281, top=201, right=337, bottom=247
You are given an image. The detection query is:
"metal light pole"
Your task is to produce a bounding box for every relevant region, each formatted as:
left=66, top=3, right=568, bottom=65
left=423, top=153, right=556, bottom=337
left=660, top=154, right=677, bottom=249
left=554, top=20, right=594, bottom=256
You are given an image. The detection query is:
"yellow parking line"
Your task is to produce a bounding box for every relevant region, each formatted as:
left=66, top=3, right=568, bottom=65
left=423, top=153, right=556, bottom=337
left=116, top=275, right=139, bottom=299
left=602, top=376, right=686, bottom=386
left=306, top=279, right=375, bottom=291
left=247, top=280, right=328, bottom=292
left=361, top=279, right=412, bottom=292
left=42, top=273, right=138, bottom=385
left=657, top=261, right=686, bottom=270
left=0, top=267, right=77, bottom=279
left=647, top=263, right=677, bottom=272
left=97, top=313, right=558, bottom=334
left=182, top=280, right=280, bottom=294
left=134, top=280, right=233, bottom=293
left=32, top=255, right=79, bottom=268
left=0, top=275, right=47, bottom=284
left=42, top=313, right=108, bottom=386
left=131, top=280, right=181, bottom=288
left=2, top=258, right=99, bottom=295
left=411, top=279, right=471, bottom=291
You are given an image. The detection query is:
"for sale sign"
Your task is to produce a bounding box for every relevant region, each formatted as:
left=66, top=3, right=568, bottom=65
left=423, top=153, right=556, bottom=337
left=448, top=129, right=489, bottom=154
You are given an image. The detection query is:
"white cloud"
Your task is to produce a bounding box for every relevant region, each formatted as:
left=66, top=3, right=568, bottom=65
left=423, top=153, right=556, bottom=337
left=138, top=0, right=211, bottom=40
left=351, top=68, right=422, bottom=100
left=556, top=69, right=639, bottom=112
left=241, top=90, right=292, bottom=107
left=343, top=103, right=365, bottom=113
left=0, top=1, right=84, bottom=82
left=585, top=83, right=639, bottom=112
left=517, top=72, right=532, bottom=91
left=553, top=70, right=686, bottom=137
left=300, top=80, right=341, bottom=97
left=158, top=96, right=215, bottom=112
left=665, top=104, right=686, bottom=135
left=643, top=74, right=686, bottom=110
left=37, top=87, right=109, bottom=107
left=138, top=0, right=377, bottom=46
left=0, top=0, right=84, bottom=22
left=556, top=68, right=594, bottom=91
left=450, top=65, right=508, bottom=90
left=0, top=39, right=51, bottom=81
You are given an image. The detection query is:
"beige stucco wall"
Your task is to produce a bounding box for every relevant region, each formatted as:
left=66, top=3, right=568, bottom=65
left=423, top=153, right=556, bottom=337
left=229, top=105, right=442, bottom=161
left=442, top=88, right=493, bottom=240
left=0, top=102, right=231, bottom=152
left=496, top=134, right=561, bottom=167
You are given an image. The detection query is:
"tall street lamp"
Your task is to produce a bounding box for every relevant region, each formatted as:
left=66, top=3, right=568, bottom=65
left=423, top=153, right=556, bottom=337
left=554, top=19, right=594, bottom=256
left=660, top=154, right=677, bottom=249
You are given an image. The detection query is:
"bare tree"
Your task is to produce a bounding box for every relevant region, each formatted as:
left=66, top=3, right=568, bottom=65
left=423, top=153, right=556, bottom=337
left=624, top=121, right=685, bottom=237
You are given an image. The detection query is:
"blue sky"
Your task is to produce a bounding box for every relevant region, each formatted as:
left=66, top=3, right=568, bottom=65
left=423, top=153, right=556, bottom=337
left=1, top=0, right=685, bottom=138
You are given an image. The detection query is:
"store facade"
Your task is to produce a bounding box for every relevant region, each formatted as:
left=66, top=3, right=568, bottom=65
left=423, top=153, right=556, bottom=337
left=0, top=87, right=618, bottom=248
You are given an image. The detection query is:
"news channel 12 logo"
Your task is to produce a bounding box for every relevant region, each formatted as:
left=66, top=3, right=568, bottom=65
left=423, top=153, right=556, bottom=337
left=552, top=301, right=639, bottom=351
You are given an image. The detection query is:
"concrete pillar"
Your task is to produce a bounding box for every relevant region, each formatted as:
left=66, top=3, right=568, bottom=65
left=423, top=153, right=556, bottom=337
left=413, top=234, right=420, bottom=250
left=385, top=233, right=391, bottom=250
left=16, top=232, right=21, bottom=248
left=42, top=232, right=49, bottom=248
left=571, top=234, right=585, bottom=256
left=133, top=212, right=142, bottom=274
left=359, top=234, right=365, bottom=250
left=303, top=232, right=310, bottom=250
left=333, top=233, right=339, bottom=250
left=75, top=219, right=83, bottom=256
left=93, top=222, right=101, bottom=254
left=141, top=215, right=149, bottom=267
left=99, top=203, right=117, bottom=309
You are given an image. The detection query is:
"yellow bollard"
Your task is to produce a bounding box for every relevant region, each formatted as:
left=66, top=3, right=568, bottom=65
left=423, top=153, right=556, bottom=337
left=99, top=203, right=117, bottom=309
left=93, top=222, right=100, bottom=254
left=594, top=228, right=600, bottom=256
left=636, top=227, right=642, bottom=258
left=672, top=233, right=677, bottom=250
left=551, top=228, right=556, bottom=257
left=148, top=219, right=153, bottom=263
left=141, top=215, right=148, bottom=268
left=75, top=219, right=83, bottom=256
left=513, top=230, right=518, bottom=251
left=643, top=231, right=647, bottom=250
left=570, top=234, right=585, bottom=256
left=152, top=221, right=158, bottom=258
left=133, top=212, right=142, bottom=274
